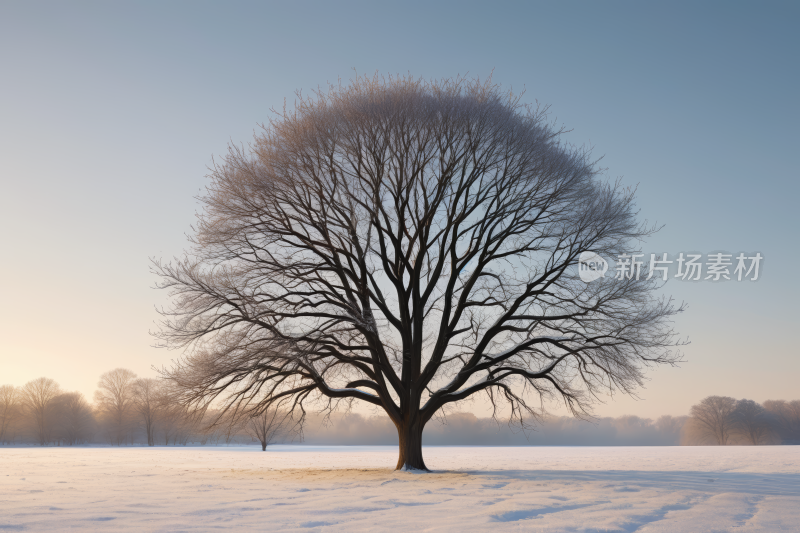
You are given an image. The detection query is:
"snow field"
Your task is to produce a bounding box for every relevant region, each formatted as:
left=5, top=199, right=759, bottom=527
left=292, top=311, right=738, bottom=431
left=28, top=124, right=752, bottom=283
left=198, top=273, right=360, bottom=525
left=1, top=446, right=799, bottom=532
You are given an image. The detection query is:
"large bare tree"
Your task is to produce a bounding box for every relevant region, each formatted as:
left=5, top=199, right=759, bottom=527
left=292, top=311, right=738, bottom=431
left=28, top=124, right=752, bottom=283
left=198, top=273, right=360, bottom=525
left=154, top=75, right=682, bottom=470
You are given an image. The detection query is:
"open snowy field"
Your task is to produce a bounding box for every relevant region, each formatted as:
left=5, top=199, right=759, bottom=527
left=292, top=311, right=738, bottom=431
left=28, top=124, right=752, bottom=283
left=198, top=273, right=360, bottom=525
left=2, top=446, right=799, bottom=532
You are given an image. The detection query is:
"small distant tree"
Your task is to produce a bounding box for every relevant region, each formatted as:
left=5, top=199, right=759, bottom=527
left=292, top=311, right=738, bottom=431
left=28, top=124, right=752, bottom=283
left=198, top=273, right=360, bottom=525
left=688, top=395, right=737, bottom=445
left=194, top=409, right=229, bottom=445
left=0, top=385, right=22, bottom=444
left=95, top=368, right=137, bottom=445
left=155, top=75, right=683, bottom=470
left=245, top=409, right=302, bottom=451
left=653, top=415, right=688, bottom=445
left=763, top=400, right=800, bottom=444
left=20, top=377, right=61, bottom=445
left=132, top=378, right=161, bottom=446
left=155, top=385, right=178, bottom=445
left=158, top=408, right=179, bottom=445
left=154, top=382, right=199, bottom=445
left=54, top=392, right=95, bottom=445
left=173, top=410, right=200, bottom=446
left=731, top=399, right=773, bottom=444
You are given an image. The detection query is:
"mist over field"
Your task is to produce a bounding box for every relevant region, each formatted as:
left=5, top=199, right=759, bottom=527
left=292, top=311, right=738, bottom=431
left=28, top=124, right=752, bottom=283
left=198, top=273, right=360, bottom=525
left=301, top=412, right=688, bottom=446
left=3, top=371, right=798, bottom=448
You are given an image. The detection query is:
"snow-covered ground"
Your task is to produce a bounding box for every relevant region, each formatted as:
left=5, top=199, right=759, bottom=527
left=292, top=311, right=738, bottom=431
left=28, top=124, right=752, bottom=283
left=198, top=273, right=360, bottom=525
left=2, top=446, right=799, bottom=532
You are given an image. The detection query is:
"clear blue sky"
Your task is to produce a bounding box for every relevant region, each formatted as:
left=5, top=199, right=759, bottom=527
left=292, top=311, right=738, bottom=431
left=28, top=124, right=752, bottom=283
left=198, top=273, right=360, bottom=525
left=1, top=0, right=797, bottom=417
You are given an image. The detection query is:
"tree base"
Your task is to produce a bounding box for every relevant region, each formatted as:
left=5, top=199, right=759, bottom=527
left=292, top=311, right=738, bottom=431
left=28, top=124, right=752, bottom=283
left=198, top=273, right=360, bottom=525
left=396, top=422, right=428, bottom=471
left=399, top=465, right=431, bottom=473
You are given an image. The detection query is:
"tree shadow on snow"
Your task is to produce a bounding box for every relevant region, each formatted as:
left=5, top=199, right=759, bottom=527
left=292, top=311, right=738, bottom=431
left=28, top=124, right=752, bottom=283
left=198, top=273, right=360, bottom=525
left=459, top=469, right=800, bottom=496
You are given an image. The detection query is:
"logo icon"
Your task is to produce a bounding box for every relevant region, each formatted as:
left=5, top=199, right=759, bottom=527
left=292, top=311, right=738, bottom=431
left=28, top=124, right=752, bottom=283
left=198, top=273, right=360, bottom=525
left=579, top=251, right=608, bottom=282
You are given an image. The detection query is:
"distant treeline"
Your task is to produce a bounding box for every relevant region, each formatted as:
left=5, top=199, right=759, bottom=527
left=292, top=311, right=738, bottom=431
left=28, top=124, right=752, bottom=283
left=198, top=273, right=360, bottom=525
left=300, top=412, right=692, bottom=446
left=302, top=396, right=800, bottom=446
left=1, top=370, right=798, bottom=446
left=0, top=370, right=261, bottom=447
left=682, top=396, right=800, bottom=445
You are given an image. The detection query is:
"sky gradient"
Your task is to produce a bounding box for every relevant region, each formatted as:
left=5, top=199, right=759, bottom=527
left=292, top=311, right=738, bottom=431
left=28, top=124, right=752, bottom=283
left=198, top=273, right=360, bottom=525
left=1, top=0, right=798, bottom=418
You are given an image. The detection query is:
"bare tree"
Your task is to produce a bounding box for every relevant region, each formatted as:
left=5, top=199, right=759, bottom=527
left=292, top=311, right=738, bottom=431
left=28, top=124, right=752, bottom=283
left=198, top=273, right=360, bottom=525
left=763, top=400, right=800, bottom=444
left=94, top=368, right=137, bottom=445
left=193, top=409, right=231, bottom=445
left=245, top=409, right=302, bottom=451
left=171, top=408, right=200, bottom=446
left=653, top=415, right=688, bottom=445
left=132, top=378, right=161, bottom=446
left=154, top=75, right=682, bottom=470
left=0, top=385, right=22, bottom=444
left=731, top=399, right=773, bottom=445
left=154, top=382, right=199, bottom=445
left=155, top=382, right=179, bottom=445
left=688, top=396, right=737, bottom=445
left=20, top=377, right=61, bottom=445
left=53, top=392, right=95, bottom=445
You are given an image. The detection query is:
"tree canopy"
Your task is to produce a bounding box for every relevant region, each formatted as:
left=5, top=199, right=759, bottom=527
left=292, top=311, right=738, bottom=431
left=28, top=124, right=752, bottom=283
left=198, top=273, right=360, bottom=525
left=154, top=75, right=682, bottom=470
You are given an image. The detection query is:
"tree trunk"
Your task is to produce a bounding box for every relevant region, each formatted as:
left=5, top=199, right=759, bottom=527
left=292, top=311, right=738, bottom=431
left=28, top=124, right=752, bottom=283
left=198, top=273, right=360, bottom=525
left=261, top=441, right=267, bottom=451
left=396, top=421, right=427, bottom=471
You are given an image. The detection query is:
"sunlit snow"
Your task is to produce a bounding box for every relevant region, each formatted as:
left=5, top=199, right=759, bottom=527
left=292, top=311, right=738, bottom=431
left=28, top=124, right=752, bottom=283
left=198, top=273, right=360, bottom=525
left=2, top=446, right=798, bottom=531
